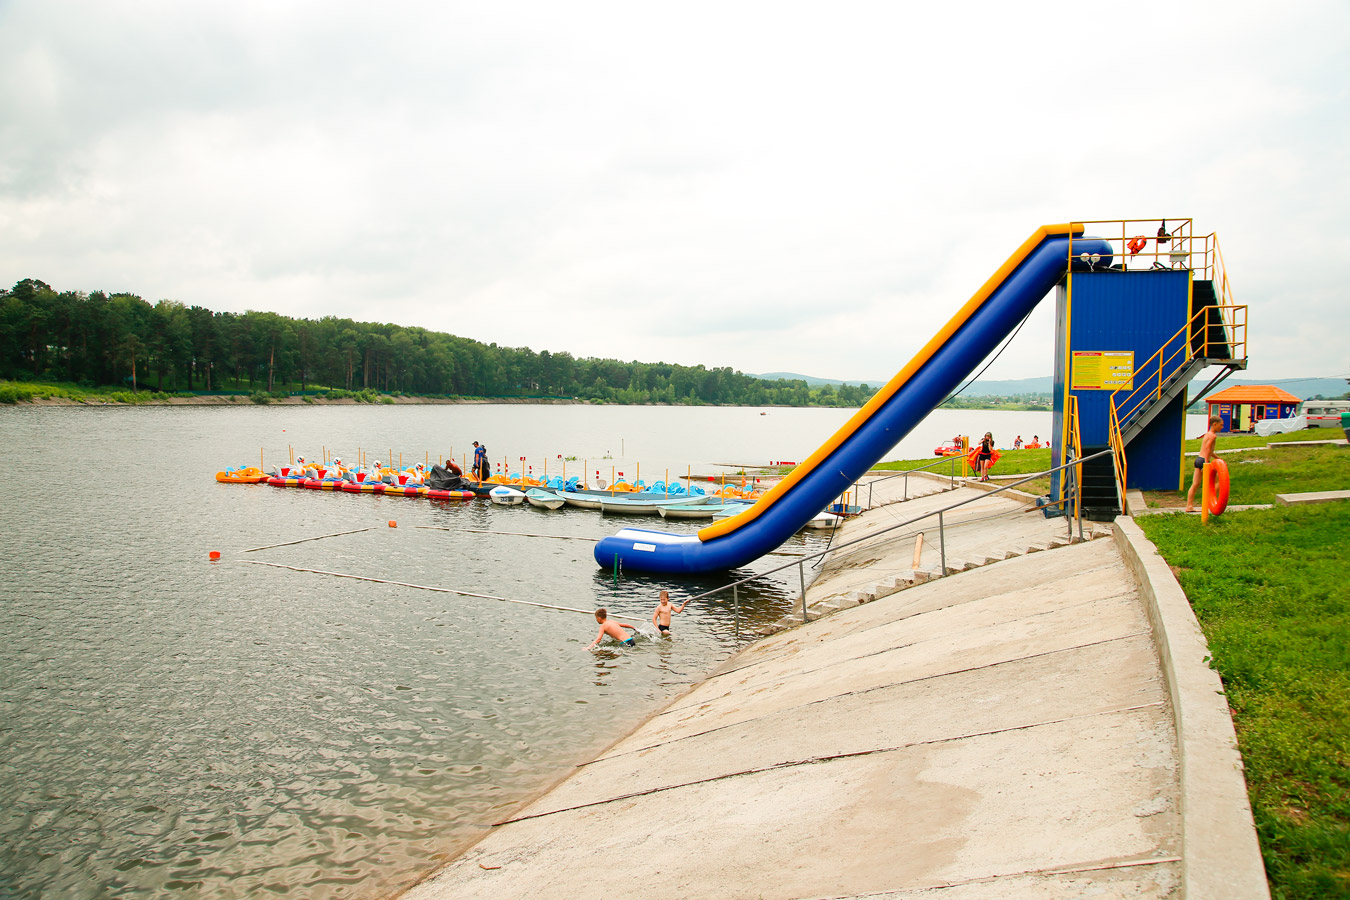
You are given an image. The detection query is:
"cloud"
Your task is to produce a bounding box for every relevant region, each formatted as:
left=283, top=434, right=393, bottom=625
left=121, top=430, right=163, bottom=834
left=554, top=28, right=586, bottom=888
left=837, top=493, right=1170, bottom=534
left=2, top=0, right=1348, bottom=384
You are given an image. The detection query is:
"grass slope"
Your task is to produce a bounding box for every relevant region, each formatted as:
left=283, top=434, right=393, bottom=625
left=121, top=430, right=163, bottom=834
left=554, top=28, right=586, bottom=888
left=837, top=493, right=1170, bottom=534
left=1139, top=505, right=1350, bottom=898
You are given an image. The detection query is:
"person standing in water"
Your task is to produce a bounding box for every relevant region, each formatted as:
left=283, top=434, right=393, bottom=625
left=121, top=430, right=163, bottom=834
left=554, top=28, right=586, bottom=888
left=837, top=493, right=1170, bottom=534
left=652, top=590, right=688, bottom=636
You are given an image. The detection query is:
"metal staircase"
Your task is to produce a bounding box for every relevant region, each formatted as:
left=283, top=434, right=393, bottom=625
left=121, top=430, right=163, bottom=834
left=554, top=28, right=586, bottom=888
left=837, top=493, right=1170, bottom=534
left=1114, top=281, right=1246, bottom=444
left=1107, top=276, right=1248, bottom=506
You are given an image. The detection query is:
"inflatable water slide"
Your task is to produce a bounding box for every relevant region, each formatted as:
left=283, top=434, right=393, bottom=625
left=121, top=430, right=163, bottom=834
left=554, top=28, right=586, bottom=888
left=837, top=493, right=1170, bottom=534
left=594, top=224, right=1113, bottom=574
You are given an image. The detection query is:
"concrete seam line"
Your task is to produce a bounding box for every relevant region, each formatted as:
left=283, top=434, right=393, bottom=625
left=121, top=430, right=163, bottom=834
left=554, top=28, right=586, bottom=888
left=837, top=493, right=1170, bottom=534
left=501, top=700, right=1163, bottom=826
left=590, top=630, right=1153, bottom=766
left=798, top=854, right=1184, bottom=900
left=239, top=527, right=376, bottom=553
left=661, top=588, right=1140, bottom=712
left=1112, top=516, right=1271, bottom=900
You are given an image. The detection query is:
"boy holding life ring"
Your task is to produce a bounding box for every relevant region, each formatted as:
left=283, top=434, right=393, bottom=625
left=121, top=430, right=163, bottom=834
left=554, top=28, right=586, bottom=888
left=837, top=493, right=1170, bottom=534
left=1185, top=416, right=1223, bottom=513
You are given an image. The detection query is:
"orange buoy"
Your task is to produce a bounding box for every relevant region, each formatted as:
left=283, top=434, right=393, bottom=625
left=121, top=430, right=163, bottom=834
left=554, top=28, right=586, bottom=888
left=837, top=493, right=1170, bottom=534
left=1205, top=458, right=1230, bottom=515
left=388, top=520, right=397, bottom=528
left=209, top=551, right=221, bottom=560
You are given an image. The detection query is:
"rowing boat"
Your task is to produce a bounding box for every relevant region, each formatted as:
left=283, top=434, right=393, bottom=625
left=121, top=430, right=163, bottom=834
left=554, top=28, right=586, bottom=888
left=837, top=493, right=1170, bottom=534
left=657, top=502, right=750, bottom=520
left=599, top=495, right=710, bottom=515
left=489, top=486, right=527, bottom=506
left=525, top=488, right=566, bottom=510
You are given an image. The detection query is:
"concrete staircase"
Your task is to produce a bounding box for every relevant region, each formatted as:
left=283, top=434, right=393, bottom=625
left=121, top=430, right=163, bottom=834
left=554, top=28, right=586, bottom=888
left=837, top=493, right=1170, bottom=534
left=758, top=485, right=1114, bottom=636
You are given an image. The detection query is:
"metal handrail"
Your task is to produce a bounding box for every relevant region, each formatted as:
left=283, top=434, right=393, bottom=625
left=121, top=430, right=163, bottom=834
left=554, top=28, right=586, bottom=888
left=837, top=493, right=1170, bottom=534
left=859, top=453, right=964, bottom=506
left=1108, top=400, right=1128, bottom=512
left=686, top=449, right=1116, bottom=629
left=1066, top=395, right=1083, bottom=519
left=1110, top=302, right=1247, bottom=429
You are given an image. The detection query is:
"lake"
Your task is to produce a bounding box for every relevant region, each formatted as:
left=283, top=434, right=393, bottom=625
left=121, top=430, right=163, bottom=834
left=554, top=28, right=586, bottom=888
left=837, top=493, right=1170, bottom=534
left=0, top=403, right=1207, bottom=898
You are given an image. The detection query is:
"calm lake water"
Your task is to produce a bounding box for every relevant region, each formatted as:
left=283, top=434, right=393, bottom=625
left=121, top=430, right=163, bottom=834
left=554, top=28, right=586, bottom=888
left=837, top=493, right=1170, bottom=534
left=0, top=402, right=1206, bottom=898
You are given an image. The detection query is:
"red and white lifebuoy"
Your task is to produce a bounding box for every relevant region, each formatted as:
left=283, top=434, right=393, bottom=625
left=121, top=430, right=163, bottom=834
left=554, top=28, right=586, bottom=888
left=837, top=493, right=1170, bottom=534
left=1205, top=458, right=1230, bottom=515
left=1127, top=236, right=1148, bottom=255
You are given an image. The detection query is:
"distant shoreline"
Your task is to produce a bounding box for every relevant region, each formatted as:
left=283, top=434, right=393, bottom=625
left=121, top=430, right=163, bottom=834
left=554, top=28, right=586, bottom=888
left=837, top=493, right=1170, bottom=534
left=5, top=394, right=1048, bottom=411
left=0, top=379, right=1047, bottom=411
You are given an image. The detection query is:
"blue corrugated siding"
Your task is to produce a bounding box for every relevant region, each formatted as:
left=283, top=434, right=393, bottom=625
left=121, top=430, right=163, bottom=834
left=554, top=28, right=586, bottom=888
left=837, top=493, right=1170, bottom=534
left=1052, top=270, right=1192, bottom=494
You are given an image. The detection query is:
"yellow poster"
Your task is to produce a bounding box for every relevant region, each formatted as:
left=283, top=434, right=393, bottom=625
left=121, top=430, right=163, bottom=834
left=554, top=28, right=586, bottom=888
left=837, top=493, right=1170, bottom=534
left=1071, top=350, right=1134, bottom=391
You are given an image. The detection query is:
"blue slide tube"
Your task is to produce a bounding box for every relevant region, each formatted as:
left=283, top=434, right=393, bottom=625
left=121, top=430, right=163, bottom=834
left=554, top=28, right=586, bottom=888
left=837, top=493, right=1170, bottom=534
left=595, top=228, right=1113, bottom=574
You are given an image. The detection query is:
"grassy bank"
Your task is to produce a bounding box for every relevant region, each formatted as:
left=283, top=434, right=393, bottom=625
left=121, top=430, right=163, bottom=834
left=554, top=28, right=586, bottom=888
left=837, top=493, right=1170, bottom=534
left=1146, top=442, right=1350, bottom=508
left=0, top=381, right=561, bottom=406
left=1138, top=504, right=1350, bottom=899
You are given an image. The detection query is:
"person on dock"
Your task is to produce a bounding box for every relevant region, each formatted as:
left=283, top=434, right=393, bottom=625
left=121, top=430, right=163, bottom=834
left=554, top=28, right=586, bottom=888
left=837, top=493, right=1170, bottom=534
left=1013, top=435, right=1023, bottom=450
left=1185, top=416, right=1224, bottom=513
left=472, top=441, right=490, bottom=481
left=444, top=457, right=462, bottom=477
left=587, top=608, right=638, bottom=650
left=652, top=590, right=688, bottom=636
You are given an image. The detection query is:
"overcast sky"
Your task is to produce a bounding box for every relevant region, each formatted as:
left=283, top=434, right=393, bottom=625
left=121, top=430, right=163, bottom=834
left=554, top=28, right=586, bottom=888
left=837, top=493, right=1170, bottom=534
left=2, top=0, right=1346, bottom=386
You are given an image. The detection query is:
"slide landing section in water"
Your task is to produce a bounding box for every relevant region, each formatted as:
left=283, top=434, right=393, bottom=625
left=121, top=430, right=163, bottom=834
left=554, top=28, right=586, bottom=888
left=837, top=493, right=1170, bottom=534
left=594, top=225, right=1113, bottom=574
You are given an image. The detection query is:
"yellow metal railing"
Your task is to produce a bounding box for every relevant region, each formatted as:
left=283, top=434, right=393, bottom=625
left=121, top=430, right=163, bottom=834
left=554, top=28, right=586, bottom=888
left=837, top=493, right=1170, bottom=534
left=1108, top=400, right=1128, bottom=510
left=1065, top=394, right=1083, bottom=515
left=1109, top=302, right=1247, bottom=430
left=1066, top=219, right=1240, bottom=297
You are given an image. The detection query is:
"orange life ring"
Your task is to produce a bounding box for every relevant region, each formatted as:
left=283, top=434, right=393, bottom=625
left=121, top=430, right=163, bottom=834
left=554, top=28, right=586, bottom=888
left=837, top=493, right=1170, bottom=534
left=1205, top=458, right=1230, bottom=515
left=1127, top=236, right=1148, bottom=255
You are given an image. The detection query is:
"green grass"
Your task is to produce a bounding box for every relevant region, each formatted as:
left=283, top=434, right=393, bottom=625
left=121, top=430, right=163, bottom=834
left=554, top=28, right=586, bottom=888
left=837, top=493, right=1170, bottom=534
left=1138, top=504, right=1350, bottom=899
left=0, top=380, right=195, bottom=404
left=1183, top=428, right=1338, bottom=452
left=1149, top=445, right=1350, bottom=507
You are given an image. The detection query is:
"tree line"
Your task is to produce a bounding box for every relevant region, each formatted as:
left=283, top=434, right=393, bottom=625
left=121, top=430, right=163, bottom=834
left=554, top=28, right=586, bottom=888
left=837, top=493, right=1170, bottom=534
left=0, top=279, right=881, bottom=406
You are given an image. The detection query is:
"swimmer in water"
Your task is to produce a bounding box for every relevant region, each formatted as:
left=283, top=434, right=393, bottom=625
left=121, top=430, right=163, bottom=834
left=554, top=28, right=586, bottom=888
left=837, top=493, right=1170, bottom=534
left=586, top=608, right=638, bottom=650
left=651, top=590, right=688, bottom=637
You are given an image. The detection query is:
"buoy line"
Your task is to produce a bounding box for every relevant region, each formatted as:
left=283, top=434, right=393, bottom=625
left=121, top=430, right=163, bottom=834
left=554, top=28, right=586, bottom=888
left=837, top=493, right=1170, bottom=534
left=240, top=527, right=377, bottom=553
left=242, top=560, right=640, bottom=620
left=419, top=526, right=593, bottom=541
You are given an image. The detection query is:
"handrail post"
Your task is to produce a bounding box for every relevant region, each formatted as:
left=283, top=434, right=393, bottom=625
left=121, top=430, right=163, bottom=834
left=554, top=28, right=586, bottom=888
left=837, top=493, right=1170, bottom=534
left=733, top=584, right=739, bottom=643
left=903, top=471, right=908, bottom=501
left=799, top=561, right=808, bottom=623
left=938, top=511, right=947, bottom=576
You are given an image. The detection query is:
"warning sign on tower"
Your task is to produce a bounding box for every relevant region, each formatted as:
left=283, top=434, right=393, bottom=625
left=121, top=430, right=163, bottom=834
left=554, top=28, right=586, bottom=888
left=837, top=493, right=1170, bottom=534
left=1071, top=350, right=1135, bottom=391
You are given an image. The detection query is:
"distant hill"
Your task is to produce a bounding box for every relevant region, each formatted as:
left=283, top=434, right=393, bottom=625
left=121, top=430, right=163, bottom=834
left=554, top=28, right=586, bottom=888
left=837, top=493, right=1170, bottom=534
left=753, top=372, right=1053, bottom=395
left=753, top=372, right=887, bottom=388
left=1187, top=376, right=1349, bottom=405
left=756, top=371, right=1347, bottom=403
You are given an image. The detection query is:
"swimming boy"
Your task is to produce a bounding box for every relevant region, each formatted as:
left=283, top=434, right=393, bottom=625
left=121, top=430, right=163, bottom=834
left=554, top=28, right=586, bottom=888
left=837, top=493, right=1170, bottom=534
left=1185, top=415, right=1224, bottom=512
left=651, top=590, right=688, bottom=636
left=586, top=608, right=638, bottom=650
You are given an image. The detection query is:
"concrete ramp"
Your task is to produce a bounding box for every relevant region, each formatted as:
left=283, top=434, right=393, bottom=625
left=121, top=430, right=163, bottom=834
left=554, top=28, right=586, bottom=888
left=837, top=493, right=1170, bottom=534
left=401, top=538, right=1182, bottom=900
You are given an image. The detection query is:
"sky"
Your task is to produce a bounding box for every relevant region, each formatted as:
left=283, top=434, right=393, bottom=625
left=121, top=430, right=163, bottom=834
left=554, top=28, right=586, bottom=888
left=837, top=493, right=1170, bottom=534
left=2, top=0, right=1347, bottom=387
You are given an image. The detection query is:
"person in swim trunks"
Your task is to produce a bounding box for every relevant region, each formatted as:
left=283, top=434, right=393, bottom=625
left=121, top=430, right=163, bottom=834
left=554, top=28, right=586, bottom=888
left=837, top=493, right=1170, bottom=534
left=651, top=590, right=688, bottom=636
left=587, top=608, right=638, bottom=650
left=1185, top=415, right=1223, bottom=512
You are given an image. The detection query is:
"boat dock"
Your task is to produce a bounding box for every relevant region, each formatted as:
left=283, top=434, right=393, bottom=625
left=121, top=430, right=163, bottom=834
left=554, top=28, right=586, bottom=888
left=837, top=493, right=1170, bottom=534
left=399, top=473, right=1267, bottom=900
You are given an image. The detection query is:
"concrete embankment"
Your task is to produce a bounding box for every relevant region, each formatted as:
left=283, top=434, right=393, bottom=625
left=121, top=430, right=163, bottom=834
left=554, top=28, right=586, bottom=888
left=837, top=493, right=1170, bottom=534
left=401, top=475, right=1267, bottom=900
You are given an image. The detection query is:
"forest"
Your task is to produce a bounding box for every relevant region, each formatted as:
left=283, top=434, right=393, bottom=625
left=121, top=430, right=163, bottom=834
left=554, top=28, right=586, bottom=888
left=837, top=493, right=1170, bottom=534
left=0, top=279, right=881, bottom=406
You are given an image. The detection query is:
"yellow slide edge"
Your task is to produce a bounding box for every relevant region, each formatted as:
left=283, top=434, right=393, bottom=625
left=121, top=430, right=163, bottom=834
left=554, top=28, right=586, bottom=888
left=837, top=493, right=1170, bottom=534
left=697, top=222, right=1084, bottom=542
